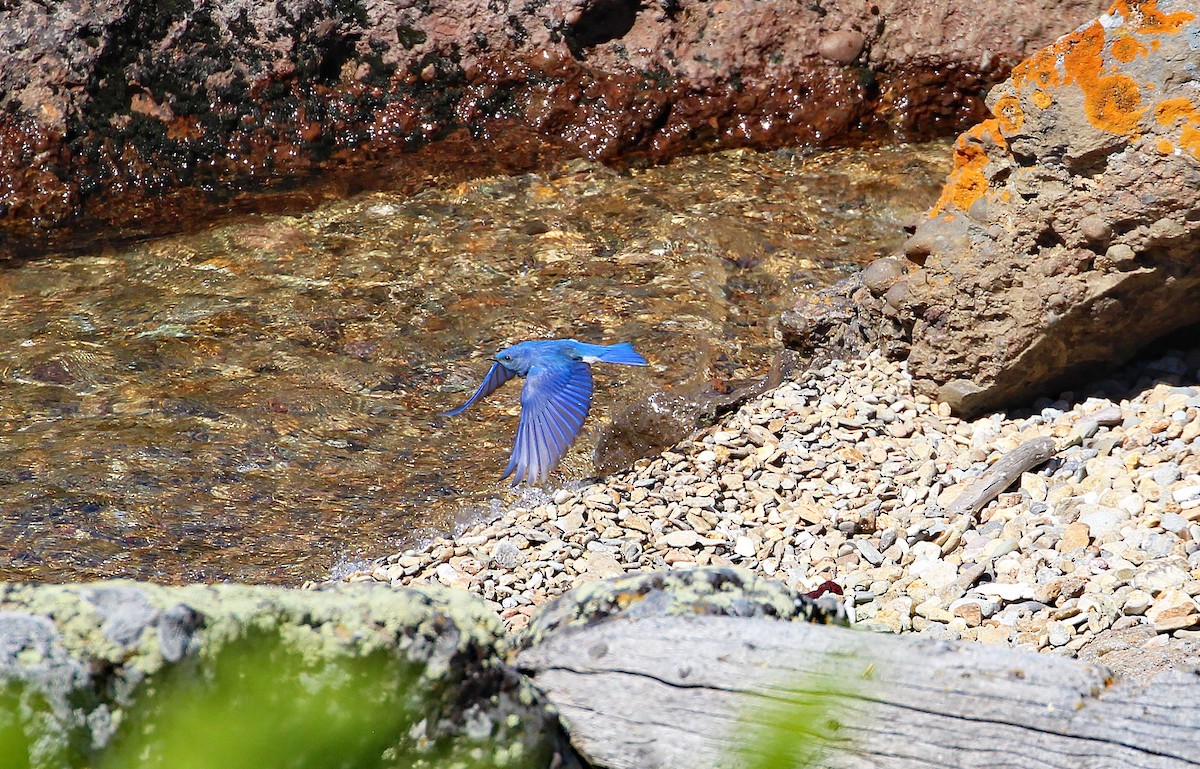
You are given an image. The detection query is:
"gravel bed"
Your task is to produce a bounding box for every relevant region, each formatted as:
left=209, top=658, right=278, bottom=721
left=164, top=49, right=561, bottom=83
left=340, top=347, right=1200, bottom=673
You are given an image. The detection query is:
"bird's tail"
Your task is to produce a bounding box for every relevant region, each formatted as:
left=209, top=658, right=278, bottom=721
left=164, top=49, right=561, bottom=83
left=598, top=342, right=648, bottom=366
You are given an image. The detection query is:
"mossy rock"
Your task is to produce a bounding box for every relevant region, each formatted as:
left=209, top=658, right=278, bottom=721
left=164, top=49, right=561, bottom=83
left=0, top=581, right=574, bottom=768
left=515, top=567, right=848, bottom=651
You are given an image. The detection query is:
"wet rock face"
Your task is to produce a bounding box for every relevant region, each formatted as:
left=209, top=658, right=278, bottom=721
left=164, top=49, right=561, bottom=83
left=895, top=0, right=1200, bottom=417
left=0, top=582, right=573, bottom=767
left=0, top=0, right=1109, bottom=245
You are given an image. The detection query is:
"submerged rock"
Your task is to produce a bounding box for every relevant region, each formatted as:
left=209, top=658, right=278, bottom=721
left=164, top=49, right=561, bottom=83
left=891, top=0, right=1200, bottom=416
left=594, top=381, right=769, bottom=476
left=0, top=582, right=575, bottom=768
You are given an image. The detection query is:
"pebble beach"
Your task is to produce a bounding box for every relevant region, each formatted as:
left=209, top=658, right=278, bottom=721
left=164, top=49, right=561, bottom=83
left=341, top=345, right=1200, bottom=675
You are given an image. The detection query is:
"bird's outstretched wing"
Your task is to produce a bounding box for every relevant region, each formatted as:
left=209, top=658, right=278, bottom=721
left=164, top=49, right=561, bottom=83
left=503, top=361, right=593, bottom=485
left=443, top=361, right=517, bottom=416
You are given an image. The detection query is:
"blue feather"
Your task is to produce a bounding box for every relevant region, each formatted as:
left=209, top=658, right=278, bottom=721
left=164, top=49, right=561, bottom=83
left=445, top=338, right=647, bottom=485
left=443, top=361, right=517, bottom=416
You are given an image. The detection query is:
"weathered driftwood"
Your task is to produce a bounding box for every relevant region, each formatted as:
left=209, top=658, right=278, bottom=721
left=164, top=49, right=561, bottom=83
left=945, top=435, right=1059, bottom=518
left=517, top=615, right=1200, bottom=769
left=931, top=435, right=1060, bottom=554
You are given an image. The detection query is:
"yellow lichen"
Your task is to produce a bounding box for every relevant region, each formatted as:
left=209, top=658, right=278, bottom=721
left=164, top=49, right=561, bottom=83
left=1155, top=97, right=1197, bottom=126
left=1154, top=96, right=1200, bottom=159
left=993, top=93, right=1025, bottom=133
left=1031, top=90, right=1053, bottom=109
left=1062, top=23, right=1146, bottom=135
left=1086, top=74, right=1145, bottom=135
left=1011, top=41, right=1064, bottom=90
left=1182, top=124, right=1200, bottom=158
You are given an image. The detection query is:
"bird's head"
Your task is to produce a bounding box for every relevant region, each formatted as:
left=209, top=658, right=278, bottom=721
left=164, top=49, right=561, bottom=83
left=493, top=342, right=535, bottom=376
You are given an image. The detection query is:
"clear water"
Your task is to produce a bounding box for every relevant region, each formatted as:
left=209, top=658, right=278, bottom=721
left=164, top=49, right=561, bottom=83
left=0, top=141, right=951, bottom=584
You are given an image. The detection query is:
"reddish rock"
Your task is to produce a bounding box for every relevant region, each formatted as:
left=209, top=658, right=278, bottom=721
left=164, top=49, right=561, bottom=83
left=0, top=0, right=1109, bottom=251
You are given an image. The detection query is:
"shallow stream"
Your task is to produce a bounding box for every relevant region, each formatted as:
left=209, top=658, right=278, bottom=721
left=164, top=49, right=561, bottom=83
left=0, top=141, right=950, bottom=584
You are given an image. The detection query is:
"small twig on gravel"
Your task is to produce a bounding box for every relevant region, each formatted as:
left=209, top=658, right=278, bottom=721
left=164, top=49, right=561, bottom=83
left=942, top=436, right=1059, bottom=532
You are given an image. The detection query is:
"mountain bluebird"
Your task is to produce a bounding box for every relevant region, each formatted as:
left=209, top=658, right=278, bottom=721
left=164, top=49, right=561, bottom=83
left=445, top=339, right=648, bottom=485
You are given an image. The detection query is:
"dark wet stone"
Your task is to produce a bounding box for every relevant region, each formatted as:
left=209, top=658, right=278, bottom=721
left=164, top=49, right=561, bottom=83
left=593, top=380, right=771, bottom=476
left=0, top=0, right=1109, bottom=251
left=30, top=360, right=74, bottom=384
left=779, top=271, right=909, bottom=362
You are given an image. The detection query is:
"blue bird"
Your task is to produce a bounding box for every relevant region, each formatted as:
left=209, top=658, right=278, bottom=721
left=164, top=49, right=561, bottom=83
left=445, top=339, right=648, bottom=485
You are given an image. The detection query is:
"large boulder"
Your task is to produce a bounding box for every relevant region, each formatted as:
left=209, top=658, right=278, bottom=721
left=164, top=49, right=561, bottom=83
left=1, top=0, right=1109, bottom=248
left=0, top=581, right=574, bottom=768
left=889, top=0, right=1200, bottom=416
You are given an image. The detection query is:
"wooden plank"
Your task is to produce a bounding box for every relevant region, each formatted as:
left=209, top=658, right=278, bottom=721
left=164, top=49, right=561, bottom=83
left=516, top=616, right=1200, bottom=769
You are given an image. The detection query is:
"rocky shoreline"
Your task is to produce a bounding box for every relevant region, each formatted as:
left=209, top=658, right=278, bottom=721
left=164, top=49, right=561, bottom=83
left=330, top=0, right=1200, bottom=682
left=343, top=342, right=1200, bottom=678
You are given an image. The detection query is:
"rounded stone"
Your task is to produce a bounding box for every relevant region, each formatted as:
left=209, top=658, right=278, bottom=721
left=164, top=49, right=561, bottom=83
left=818, top=30, right=866, bottom=64
left=1103, top=243, right=1137, bottom=266
left=1079, top=214, right=1112, bottom=244
left=883, top=279, right=909, bottom=310
left=862, top=257, right=906, bottom=296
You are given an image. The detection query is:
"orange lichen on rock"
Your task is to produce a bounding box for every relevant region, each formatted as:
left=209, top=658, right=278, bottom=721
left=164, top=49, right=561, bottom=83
left=1007, top=2, right=1200, bottom=139
left=1110, top=34, right=1148, bottom=62
left=1011, top=41, right=1064, bottom=91
left=993, top=92, right=1025, bottom=133
left=1055, top=22, right=1146, bottom=136
left=1109, top=0, right=1195, bottom=33
left=929, top=120, right=1007, bottom=215
left=1155, top=96, right=1198, bottom=126
left=1183, top=125, right=1200, bottom=158
left=1154, top=96, right=1200, bottom=158
left=1086, top=74, right=1145, bottom=134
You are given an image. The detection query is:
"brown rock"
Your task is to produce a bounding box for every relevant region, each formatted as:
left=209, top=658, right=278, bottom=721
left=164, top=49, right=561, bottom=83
left=862, top=256, right=910, bottom=296
left=894, top=2, right=1200, bottom=416
left=819, top=30, right=866, bottom=64
left=1058, top=522, right=1091, bottom=553
left=581, top=553, right=625, bottom=579
left=953, top=602, right=984, bottom=626
left=1146, top=589, right=1200, bottom=632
